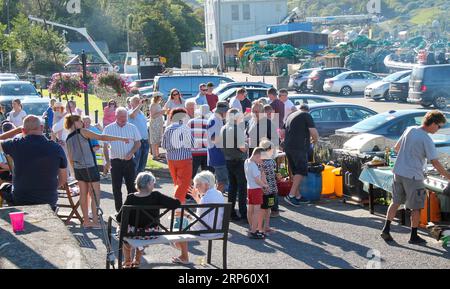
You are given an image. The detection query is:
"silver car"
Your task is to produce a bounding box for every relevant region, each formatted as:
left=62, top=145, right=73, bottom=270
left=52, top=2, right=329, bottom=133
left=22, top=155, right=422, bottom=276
left=364, top=70, right=411, bottom=101
left=323, top=71, right=381, bottom=96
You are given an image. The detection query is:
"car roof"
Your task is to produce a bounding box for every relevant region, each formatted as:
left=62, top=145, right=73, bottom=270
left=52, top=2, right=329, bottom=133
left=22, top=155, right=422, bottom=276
left=318, top=67, right=348, bottom=71
left=0, top=81, right=34, bottom=86
left=289, top=94, right=330, bottom=99
left=376, top=109, right=450, bottom=117
left=307, top=102, right=376, bottom=111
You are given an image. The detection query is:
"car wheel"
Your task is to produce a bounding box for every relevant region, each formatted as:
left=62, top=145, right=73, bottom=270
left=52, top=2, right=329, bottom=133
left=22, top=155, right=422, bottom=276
left=421, top=102, right=432, bottom=108
left=433, top=95, right=448, bottom=110
left=384, top=91, right=392, bottom=102
left=340, top=86, right=352, bottom=96
left=299, top=82, right=308, bottom=93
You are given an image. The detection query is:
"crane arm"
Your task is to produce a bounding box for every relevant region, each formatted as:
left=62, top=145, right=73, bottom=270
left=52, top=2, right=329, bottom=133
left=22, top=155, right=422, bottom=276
left=28, top=15, right=112, bottom=70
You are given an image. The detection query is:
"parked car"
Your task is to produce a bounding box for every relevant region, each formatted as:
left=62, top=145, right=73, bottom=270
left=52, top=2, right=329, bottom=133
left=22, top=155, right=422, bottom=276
left=288, top=68, right=317, bottom=92
left=408, top=64, right=450, bottom=109
left=324, top=71, right=381, bottom=96
left=154, top=75, right=234, bottom=99
left=0, top=81, right=40, bottom=99
left=0, top=97, right=49, bottom=116
left=335, top=109, right=450, bottom=139
left=213, top=82, right=272, bottom=96
left=0, top=73, right=19, bottom=82
left=389, top=75, right=410, bottom=102
left=307, top=103, right=377, bottom=137
left=138, top=86, right=154, bottom=98
left=128, top=79, right=154, bottom=90
left=120, top=73, right=140, bottom=85
left=364, top=70, right=411, bottom=101
left=289, top=95, right=333, bottom=106
left=307, top=67, right=350, bottom=93
left=218, top=87, right=268, bottom=103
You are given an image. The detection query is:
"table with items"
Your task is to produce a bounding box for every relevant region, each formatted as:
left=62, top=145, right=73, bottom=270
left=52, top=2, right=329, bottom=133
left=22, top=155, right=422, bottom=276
left=359, top=166, right=450, bottom=226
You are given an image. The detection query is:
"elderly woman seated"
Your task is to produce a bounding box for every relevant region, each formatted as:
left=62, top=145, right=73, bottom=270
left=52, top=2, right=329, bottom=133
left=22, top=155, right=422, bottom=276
left=172, top=171, right=225, bottom=265
left=116, top=172, right=180, bottom=269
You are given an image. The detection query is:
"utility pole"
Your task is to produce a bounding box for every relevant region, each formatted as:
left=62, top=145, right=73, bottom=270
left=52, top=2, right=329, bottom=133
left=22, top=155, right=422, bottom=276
left=81, top=50, right=90, bottom=116
left=7, top=0, right=11, bottom=72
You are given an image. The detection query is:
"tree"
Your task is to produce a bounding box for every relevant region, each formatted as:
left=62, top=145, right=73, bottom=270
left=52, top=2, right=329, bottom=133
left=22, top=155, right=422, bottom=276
left=11, top=14, right=66, bottom=73
left=132, top=12, right=180, bottom=67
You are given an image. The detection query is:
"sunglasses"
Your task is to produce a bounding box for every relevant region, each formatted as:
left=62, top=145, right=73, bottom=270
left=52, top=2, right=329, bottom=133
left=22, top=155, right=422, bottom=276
left=201, top=89, right=208, bottom=92
left=172, top=92, right=180, bottom=96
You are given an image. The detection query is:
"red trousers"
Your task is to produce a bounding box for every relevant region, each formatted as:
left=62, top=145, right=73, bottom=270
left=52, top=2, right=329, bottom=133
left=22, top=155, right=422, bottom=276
left=168, top=159, right=193, bottom=204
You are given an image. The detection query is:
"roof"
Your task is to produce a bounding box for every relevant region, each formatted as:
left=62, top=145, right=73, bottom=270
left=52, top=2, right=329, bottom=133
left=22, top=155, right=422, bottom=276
left=223, top=30, right=326, bottom=44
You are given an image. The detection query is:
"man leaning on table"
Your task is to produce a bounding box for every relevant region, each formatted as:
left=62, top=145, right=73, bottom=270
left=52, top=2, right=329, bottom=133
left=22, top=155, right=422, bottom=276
left=380, top=111, right=450, bottom=244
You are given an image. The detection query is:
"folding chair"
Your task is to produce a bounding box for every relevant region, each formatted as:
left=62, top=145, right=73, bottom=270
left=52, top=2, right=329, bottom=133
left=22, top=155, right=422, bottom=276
left=56, top=181, right=83, bottom=225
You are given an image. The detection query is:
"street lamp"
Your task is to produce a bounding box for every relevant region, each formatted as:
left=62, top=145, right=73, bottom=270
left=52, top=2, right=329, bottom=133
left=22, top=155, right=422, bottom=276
left=126, top=14, right=133, bottom=52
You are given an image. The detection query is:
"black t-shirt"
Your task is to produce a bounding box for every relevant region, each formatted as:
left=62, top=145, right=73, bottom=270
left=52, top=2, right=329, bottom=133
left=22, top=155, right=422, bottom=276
left=283, top=111, right=315, bottom=152
left=116, top=191, right=180, bottom=229
left=1, top=135, right=68, bottom=208
left=240, top=98, right=252, bottom=113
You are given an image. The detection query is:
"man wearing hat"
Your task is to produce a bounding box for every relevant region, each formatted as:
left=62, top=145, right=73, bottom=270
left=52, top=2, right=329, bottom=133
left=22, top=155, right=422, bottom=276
left=205, top=82, right=219, bottom=112
left=207, top=101, right=229, bottom=194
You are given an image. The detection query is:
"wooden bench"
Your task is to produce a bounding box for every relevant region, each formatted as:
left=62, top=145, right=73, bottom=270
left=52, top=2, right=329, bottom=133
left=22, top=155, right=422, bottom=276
left=107, top=203, right=232, bottom=269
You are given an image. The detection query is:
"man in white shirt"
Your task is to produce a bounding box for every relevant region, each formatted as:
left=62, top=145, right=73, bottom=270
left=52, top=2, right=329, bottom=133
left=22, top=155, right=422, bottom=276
left=229, top=88, right=247, bottom=113
left=103, top=107, right=142, bottom=212
left=279, top=89, right=295, bottom=123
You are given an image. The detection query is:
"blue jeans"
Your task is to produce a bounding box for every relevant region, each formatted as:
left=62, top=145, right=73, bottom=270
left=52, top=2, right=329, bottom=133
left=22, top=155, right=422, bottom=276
left=134, top=140, right=150, bottom=175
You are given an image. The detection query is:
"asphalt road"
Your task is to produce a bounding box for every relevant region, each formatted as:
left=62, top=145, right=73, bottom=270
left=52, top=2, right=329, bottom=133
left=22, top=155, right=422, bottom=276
left=63, top=178, right=450, bottom=269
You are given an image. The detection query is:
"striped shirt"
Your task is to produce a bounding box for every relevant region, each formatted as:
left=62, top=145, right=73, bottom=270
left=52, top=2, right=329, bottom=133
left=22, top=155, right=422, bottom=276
left=103, top=122, right=141, bottom=160
left=187, top=117, right=209, bottom=157
left=162, top=122, right=194, bottom=161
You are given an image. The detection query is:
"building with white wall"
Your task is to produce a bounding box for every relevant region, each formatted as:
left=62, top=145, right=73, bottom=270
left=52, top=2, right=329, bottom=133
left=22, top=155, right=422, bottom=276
left=205, top=0, right=288, bottom=69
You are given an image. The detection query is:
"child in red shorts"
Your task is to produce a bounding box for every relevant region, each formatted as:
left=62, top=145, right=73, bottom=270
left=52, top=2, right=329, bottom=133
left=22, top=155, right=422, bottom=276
left=244, top=147, right=268, bottom=239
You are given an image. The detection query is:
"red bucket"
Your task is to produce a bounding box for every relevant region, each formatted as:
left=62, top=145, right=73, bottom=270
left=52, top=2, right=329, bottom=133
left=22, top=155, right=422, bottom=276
left=277, top=179, right=292, bottom=197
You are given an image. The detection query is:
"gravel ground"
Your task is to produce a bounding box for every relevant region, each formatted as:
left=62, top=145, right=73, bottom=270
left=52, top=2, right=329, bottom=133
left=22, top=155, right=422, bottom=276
left=63, top=177, right=450, bottom=269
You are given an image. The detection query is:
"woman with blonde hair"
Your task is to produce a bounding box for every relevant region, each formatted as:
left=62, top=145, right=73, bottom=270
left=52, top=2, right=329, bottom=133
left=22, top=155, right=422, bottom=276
left=149, top=93, right=164, bottom=160
left=64, top=114, right=130, bottom=228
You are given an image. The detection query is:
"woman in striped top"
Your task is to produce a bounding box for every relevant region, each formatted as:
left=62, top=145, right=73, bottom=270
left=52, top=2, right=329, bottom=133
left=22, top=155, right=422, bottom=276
left=162, top=108, right=194, bottom=203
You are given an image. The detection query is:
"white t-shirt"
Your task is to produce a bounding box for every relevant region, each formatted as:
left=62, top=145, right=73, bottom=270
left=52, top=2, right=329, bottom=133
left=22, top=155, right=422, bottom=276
left=7, top=110, right=27, bottom=127
left=229, top=96, right=243, bottom=113
left=283, top=99, right=295, bottom=123
left=193, top=188, right=225, bottom=237
left=244, top=159, right=262, bottom=189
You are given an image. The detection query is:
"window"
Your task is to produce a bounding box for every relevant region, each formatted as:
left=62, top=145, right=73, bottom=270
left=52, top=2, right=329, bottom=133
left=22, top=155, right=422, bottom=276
left=231, top=5, right=239, bottom=21
left=343, top=107, right=373, bottom=122
left=311, top=108, right=342, bottom=122
left=243, top=4, right=250, bottom=20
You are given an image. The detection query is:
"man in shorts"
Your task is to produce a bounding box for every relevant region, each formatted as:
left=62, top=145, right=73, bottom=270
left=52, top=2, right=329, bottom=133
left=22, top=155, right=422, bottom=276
left=281, top=109, right=319, bottom=207
left=381, top=111, right=450, bottom=244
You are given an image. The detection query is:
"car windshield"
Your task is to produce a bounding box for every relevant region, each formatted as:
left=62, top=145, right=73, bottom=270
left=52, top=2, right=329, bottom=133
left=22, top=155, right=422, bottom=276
left=397, top=75, right=410, bottom=83
left=213, top=83, right=229, bottom=95
left=219, top=88, right=237, bottom=101
left=0, top=83, right=39, bottom=96
left=382, top=71, right=409, bottom=82
left=22, top=102, right=48, bottom=115
left=351, top=113, right=396, bottom=131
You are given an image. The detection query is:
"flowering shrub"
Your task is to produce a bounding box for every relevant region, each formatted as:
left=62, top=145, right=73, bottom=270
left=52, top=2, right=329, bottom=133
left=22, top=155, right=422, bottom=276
left=94, top=72, right=129, bottom=96
left=48, top=73, right=86, bottom=96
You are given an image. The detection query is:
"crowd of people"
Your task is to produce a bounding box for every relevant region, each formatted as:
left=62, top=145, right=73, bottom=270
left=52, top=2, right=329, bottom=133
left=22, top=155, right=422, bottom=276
left=0, top=79, right=448, bottom=267
left=0, top=82, right=329, bottom=265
